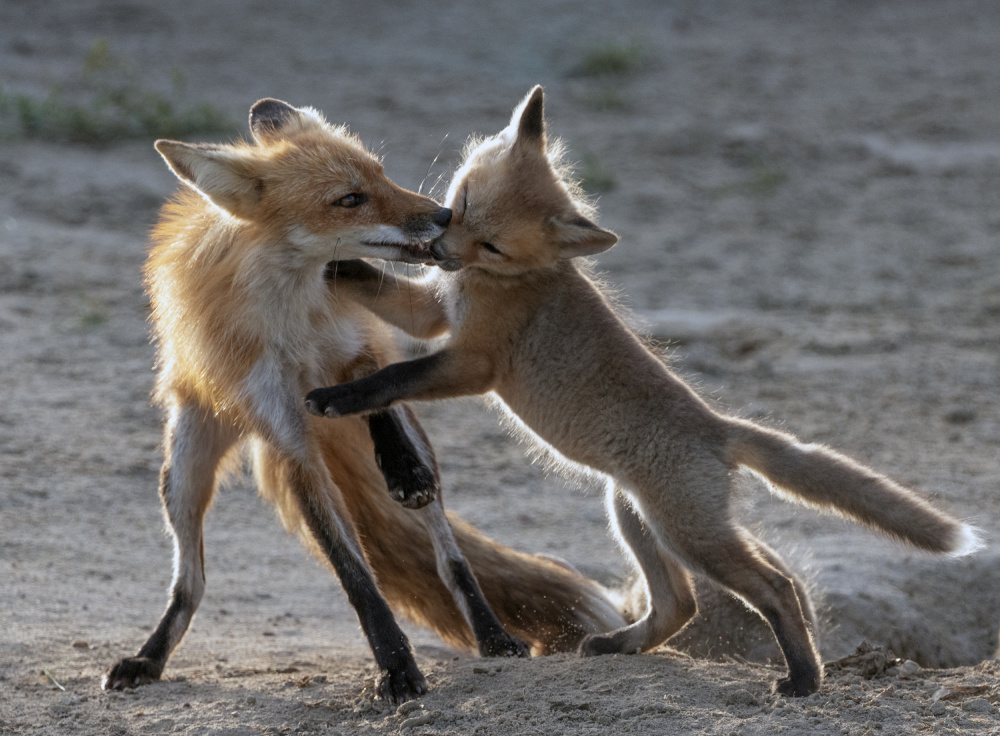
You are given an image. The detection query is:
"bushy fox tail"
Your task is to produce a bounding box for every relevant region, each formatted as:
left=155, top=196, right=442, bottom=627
left=724, top=418, right=980, bottom=556
left=262, top=417, right=627, bottom=655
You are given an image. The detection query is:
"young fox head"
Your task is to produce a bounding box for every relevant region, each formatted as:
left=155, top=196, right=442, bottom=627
left=428, top=86, right=617, bottom=275
left=155, top=98, right=451, bottom=263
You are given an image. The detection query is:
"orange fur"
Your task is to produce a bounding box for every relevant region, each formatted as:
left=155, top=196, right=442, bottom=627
left=106, top=99, right=627, bottom=698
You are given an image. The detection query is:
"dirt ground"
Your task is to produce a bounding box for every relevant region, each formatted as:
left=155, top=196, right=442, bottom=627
left=1, top=1, right=998, bottom=734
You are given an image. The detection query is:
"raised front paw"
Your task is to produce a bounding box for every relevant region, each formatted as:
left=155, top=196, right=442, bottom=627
left=304, top=386, right=354, bottom=418
left=381, top=459, right=439, bottom=509
left=102, top=657, right=164, bottom=690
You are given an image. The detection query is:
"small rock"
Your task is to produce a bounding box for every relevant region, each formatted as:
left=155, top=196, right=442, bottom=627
left=724, top=688, right=758, bottom=706
left=930, top=701, right=947, bottom=717
left=71, top=640, right=90, bottom=649
left=472, top=666, right=489, bottom=674
left=896, top=660, right=920, bottom=678
left=962, top=698, right=996, bottom=715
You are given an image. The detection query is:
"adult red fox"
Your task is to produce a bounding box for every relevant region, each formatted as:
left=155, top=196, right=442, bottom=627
left=104, top=98, right=627, bottom=702
left=305, top=86, right=980, bottom=697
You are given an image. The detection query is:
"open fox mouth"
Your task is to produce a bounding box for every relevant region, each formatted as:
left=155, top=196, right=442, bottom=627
left=360, top=233, right=440, bottom=264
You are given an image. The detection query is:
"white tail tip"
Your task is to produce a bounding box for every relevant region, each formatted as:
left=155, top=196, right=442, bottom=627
left=949, top=523, right=984, bottom=557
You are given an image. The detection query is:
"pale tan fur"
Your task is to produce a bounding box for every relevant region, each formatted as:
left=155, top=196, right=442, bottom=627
left=318, top=87, right=979, bottom=697
left=108, top=99, right=627, bottom=696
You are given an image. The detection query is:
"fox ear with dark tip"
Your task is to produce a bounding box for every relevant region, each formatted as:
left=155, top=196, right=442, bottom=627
left=511, top=85, right=546, bottom=153
left=552, top=214, right=619, bottom=259
left=249, top=97, right=324, bottom=143
left=155, top=139, right=262, bottom=219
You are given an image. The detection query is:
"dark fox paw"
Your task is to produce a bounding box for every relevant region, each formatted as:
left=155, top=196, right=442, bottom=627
left=376, top=452, right=439, bottom=510
left=304, top=386, right=352, bottom=418
left=774, top=673, right=821, bottom=697
left=578, top=632, right=631, bottom=657
left=479, top=630, right=531, bottom=659
left=102, top=657, right=164, bottom=690
left=374, top=662, right=428, bottom=704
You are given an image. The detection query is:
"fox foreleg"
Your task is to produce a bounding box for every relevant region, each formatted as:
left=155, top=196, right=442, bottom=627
left=305, top=349, right=494, bottom=418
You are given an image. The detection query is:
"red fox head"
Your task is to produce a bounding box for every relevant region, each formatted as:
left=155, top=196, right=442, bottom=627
left=154, top=98, right=451, bottom=263
left=428, top=86, right=617, bottom=275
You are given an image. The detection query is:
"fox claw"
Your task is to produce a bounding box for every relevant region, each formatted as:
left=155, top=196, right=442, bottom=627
left=304, top=392, right=343, bottom=418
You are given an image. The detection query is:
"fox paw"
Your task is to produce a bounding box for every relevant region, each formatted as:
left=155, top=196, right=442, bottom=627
left=774, top=673, right=821, bottom=697
left=385, top=464, right=439, bottom=509
left=376, top=450, right=439, bottom=509
left=578, top=632, right=633, bottom=657
left=102, top=657, right=164, bottom=690
left=374, top=662, right=428, bottom=704
left=304, top=387, right=350, bottom=418
left=479, top=631, right=531, bottom=659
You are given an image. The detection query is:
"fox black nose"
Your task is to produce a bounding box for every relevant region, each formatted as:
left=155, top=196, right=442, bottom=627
left=431, top=207, right=452, bottom=227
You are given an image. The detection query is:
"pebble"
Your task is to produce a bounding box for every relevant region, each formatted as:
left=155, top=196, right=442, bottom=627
left=896, top=660, right=920, bottom=677
left=961, top=698, right=996, bottom=715
left=723, top=689, right=759, bottom=706
left=930, top=702, right=947, bottom=716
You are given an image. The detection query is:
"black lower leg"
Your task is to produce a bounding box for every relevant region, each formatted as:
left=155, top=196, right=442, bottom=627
left=298, top=492, right=425, bottom=703
left=103, top=591, right=191, bottom=690
left=448, top=558, right=530, bottom=658
left=327, top=542, right=427, bottom=702
left=367, top=406, right=440, bottom=509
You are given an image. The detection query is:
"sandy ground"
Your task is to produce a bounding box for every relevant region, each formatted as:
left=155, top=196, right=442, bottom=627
left=2, top=1, right=999, bottom=734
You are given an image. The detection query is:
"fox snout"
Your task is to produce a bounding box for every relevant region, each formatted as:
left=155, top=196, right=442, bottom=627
left=428, top=239, right=463, bottom=271
left=430, top=207, right=452, bottom=228
left=405, top=207, right=452, bottom=237
left=404, top=207, right=451, bottom=237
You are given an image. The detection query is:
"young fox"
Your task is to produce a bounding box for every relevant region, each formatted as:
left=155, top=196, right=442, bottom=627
left=305, top=86, right=981, bottom=697
left=105, top=98, right=627, bottom=702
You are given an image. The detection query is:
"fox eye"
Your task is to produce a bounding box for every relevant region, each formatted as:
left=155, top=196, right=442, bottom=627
left=332, top=193, right=367, bottom=208
left=481, top=242, right=502, bottom=255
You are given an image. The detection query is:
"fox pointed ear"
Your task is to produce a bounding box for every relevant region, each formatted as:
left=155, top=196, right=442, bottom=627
left=249, top=97, right=324, bottom=143
left=552, top=215, right=618, bottom=259
left=155, top=139, right=262, bottom=218
left=511, top=85, right=546, bottom=152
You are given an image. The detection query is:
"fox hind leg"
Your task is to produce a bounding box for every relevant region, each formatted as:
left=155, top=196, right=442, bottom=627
left=675, top=525, right=821, bottom=696
left=418, top=497, right=531, bottom=658
left=580, top=487, right=696, bottom=657
left=104, top=403, right=236, bottom=690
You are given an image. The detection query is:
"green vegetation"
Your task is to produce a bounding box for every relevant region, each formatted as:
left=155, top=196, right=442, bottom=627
left=717, top=141, right=787, bottom=198
left=578, top=153, right=616, bottom=194
left=0, top=39, right=232, bottom=144
left=573, top=41, right=644, bottom=77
